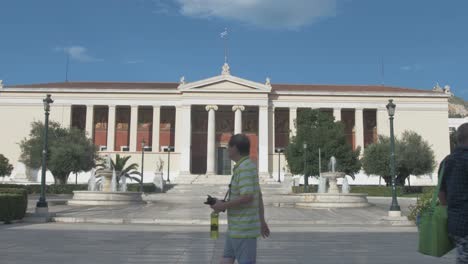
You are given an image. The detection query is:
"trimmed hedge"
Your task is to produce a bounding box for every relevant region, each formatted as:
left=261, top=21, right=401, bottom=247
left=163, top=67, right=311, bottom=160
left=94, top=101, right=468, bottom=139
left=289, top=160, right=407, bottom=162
left=0, top=188, right=28, bottom=223
left=291, top=185, right=318, bottom=193
left=291, top=185, right=436, bottom=197
left=0, top=183, right=161, bottom=194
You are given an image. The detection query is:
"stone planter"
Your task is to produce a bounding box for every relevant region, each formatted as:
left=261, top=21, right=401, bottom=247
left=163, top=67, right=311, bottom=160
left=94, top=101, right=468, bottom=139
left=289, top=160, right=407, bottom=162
left=153, top=172, right=165, bottom=191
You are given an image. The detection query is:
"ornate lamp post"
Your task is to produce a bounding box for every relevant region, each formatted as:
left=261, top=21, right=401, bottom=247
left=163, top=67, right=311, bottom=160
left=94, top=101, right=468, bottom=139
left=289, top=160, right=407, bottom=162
left=140, top=140, right=145, bottom=192
left=386, top=99, right=401, bottom=216
left=274, top=147, right=285, bottom=183
left=163, top=146, right=174, bottom=182
left=303, top=143, right=308, bottom=192
left=36, top=94, right=53, bottom=213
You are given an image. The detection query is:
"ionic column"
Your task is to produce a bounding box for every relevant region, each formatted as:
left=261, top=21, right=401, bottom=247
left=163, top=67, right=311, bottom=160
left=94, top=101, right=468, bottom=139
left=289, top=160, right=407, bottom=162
left=377, top=108, right=390, bottom=137
left=289, top=107, right=297, bottom=138
left=130, top=105, right=138, bottom=152
left=232, top=105, right=245, bottom=134
left=355, top=108, right=364, bottom=150
left=107, top=105, right=116, bottom=151
left=206, top=105, right=218, bottom=175
left=177, top=105, right=192, bottom=176
left=85, top=105, right=94, bottom=139
left=258, top=106, right=269, bottom=178
left=61, top=105, right=72, bottom=128
left=152, top=105, right=160, bottom=152
left=333, top=108, right=342, bottom=122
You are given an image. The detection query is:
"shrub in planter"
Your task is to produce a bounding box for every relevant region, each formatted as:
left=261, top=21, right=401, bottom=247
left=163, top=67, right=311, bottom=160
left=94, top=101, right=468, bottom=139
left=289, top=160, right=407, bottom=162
left=0, top=188, right=28, bottom=223
left=408, top=190, right=433, bottom=223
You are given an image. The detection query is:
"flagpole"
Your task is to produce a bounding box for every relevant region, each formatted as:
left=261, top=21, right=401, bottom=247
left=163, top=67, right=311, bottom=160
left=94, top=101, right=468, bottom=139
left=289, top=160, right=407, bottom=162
left=224, top=28, right=228, bottom=64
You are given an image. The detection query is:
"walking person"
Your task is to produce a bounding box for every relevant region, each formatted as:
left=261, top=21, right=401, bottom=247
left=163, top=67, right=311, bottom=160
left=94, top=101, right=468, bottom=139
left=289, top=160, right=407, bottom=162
left=439, top=122, right=468, bottom=263
left=211, top=134, right=270, bottom=264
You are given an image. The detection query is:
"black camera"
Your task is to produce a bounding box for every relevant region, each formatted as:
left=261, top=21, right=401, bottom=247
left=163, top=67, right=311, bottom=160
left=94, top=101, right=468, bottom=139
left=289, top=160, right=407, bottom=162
left=204, top=195, right=227, bottom=212
left=204, top=195, right=219, bottom=206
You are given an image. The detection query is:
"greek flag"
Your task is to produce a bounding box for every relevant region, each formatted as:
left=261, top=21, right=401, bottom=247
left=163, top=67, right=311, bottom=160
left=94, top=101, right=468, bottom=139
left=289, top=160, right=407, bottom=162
left=220, top=28, right=228, bottom=38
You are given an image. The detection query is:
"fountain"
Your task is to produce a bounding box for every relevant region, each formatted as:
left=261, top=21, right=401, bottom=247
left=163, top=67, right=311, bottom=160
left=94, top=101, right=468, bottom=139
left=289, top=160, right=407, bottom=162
left=68, top=155, right=144, bottom=205
left=295, top=156, right=370, bottom=208
left=321, top=156, right=345, bottom=194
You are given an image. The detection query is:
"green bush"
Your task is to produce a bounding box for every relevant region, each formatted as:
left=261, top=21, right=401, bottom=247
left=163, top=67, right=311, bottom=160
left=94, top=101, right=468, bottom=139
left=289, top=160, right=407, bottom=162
left=127, top=183, right=159, bottom=193
left=291, top=185, right=435, bottom=197
left=408, top=190, right=434, bottom=222
left=0, top=183, right=161, bottom=194
left=0, top=184, right=88, bottom=194
left=0, top=188, right=28, bottom=223
left=291, top=185, right=318, bottom=193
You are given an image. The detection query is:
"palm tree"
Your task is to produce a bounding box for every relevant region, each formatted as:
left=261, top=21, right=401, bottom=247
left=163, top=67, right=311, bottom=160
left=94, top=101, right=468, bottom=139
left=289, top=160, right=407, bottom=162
left=110, top=154, right=141, bottom=183
left=96, top=154, right=140, bottom=184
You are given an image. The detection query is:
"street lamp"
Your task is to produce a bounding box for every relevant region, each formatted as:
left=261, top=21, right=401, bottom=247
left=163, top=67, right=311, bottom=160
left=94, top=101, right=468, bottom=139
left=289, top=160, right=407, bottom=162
left=386, top=99, right=401, bottom=216
left=140, top=140, right=146, bottom=192
left=36, top=94, right=53, bottom=214
left=163, top=146, right=174, bottom=182
left=303, top=143, right=308, bottom=192
left=274, top=147, right=285, bottom=183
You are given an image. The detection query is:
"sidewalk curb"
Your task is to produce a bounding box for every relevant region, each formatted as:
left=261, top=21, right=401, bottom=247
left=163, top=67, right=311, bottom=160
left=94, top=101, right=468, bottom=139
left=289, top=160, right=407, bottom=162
left=52, top=216, right=415, bottom=227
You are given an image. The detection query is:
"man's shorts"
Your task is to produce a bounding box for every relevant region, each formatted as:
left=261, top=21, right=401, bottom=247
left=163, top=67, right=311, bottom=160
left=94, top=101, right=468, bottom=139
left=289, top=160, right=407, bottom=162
left=223, top=236, right=257, bottom=264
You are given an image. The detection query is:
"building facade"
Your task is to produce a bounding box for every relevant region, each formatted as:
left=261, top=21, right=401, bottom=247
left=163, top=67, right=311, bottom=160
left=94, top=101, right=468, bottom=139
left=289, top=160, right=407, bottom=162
left=0, top=64, right=451, bottom=185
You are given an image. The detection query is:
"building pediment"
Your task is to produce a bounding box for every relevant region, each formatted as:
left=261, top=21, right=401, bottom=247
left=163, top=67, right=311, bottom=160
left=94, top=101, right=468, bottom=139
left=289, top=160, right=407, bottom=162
left=178, top=66, right=271, bottom=93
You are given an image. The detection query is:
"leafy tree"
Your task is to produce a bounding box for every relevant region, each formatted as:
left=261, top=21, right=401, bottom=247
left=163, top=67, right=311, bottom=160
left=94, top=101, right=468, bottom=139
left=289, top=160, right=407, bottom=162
left=285, top=109, right=361, bottom=188
left=361, top=136, right=395, bottom=186
left=362, top=131, right=435, bottom=186
left=19, top=121, right=97, bottom=184
left=0, top=154, right=13, bottom=178
left=450, top=130, right=458, bottom=152
left=398, top=131, right=436, bottom=186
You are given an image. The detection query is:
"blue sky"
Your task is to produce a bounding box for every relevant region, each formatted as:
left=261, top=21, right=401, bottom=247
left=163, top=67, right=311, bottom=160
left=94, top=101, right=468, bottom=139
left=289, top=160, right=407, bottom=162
left=1, top=0, right=467, bottom=99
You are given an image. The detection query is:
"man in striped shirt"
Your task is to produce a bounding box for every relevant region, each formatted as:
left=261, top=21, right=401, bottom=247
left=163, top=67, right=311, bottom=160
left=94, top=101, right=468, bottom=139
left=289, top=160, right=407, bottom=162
left=211, top=134, right=270, bottom=264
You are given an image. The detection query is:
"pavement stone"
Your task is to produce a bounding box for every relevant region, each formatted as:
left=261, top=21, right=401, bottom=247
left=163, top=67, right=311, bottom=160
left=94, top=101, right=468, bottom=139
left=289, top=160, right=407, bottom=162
left=0, top=223, right=456, bottom=264
left=26, top=184, right=419, bottom=227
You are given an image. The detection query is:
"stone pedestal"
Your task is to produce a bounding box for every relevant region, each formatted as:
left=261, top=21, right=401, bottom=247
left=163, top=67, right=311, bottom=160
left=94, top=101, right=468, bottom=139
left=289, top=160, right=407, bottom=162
left=295, top=193, right=370, bottom=208
left=69, top=191, right=144, bottom=205
left=321, top=172, right=345, bottom=194
left=100, top=170, right=114, bottom=192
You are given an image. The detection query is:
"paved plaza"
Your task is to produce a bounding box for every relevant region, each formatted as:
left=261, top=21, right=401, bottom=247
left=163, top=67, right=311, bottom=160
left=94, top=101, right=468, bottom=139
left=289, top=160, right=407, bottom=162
left=0, top=223, right=456, bottom=264
left=0, top=184, right=455, bottom=263
left=25, top=184, right=418, bottom=226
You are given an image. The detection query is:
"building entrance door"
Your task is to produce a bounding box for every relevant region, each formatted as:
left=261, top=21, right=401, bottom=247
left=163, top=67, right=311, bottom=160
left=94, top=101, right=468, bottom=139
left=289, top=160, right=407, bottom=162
left=217, top=147, right=231, bottom=175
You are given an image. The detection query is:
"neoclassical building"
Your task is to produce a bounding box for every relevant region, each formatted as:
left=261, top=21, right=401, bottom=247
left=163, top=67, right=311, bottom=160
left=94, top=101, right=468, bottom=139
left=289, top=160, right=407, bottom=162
left=0, top=64, right=450, bottom=185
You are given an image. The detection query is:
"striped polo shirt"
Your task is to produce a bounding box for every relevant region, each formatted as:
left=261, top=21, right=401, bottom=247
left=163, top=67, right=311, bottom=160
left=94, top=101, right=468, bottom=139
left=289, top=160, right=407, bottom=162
left=227, top=156, right=261, bottom=239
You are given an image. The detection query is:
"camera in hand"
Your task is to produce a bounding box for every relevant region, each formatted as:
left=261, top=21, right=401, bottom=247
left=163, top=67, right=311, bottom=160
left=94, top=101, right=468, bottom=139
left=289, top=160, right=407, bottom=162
left=204, top=195, right=219, bottom=206
left=204, top=195, right=226, bottom=212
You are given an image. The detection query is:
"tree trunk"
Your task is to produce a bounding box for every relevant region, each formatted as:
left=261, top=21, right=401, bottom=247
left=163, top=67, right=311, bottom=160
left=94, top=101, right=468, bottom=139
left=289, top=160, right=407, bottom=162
left=53, top=172, right=69, bottom=185
left=383, top=176, right=392, bottom=186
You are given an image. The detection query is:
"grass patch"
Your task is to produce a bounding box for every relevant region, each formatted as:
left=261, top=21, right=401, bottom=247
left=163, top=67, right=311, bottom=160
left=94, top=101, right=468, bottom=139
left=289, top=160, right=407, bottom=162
left=292, top=185, right=435, bottom=197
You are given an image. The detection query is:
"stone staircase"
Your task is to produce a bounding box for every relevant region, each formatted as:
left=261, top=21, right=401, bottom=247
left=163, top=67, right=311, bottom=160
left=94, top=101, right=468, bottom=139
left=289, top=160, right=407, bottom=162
left=173, top=174, right=231, bottom=185
left=166, top=175, right=292, bottom=197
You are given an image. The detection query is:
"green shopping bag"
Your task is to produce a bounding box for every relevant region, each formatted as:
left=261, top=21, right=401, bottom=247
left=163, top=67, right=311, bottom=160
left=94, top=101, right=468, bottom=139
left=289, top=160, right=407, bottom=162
left=418, top=161, right=455, bottom=257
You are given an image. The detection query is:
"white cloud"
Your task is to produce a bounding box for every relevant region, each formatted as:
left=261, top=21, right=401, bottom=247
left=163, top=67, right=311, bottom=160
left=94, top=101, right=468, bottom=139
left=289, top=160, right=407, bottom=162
left=400, top=64, right=422, bottom=71
left=400, top=65, right=412, bottom=71
left=125, top=59, right=144, bottom=64
left=54, top=46, right=103, bottom=62
left=173, top=0, right=337, bottom=30
left=152, top=0, right=172, bottom=14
